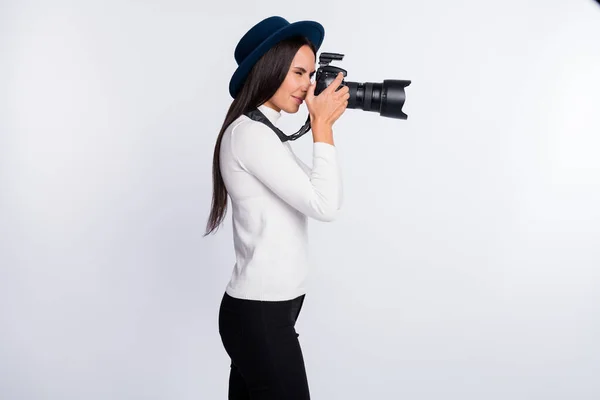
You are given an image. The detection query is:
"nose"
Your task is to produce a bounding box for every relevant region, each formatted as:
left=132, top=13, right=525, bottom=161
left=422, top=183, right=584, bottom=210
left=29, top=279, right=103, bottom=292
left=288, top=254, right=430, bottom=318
left=301, top=77, right=311, bottom=91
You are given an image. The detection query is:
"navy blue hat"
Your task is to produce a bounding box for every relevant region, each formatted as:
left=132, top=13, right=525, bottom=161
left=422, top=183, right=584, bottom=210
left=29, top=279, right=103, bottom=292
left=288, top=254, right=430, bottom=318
left=229, top=16, right=325, bottom=98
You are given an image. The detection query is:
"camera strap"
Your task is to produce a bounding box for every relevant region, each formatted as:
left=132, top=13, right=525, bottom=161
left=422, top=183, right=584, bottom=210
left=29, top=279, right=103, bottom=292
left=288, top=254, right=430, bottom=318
left=243, top=108, right=312, bottom=142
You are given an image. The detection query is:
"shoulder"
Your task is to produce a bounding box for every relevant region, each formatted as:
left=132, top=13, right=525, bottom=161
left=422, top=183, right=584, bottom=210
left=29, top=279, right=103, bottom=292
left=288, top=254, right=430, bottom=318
left=233, top=115, right=270, bottom=134
left=227, top=115, right=286, bottom=171
left=231, top=115, right=279, bottom=146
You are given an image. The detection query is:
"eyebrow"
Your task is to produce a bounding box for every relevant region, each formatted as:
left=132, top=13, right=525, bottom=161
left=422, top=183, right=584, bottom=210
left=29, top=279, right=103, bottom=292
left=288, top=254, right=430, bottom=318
left=293, top=67, right=315, bottom=76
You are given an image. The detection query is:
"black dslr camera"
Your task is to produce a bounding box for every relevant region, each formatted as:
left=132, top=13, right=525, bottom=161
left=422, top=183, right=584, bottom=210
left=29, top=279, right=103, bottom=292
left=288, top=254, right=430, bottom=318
left=277, top=52, right=411, bottom=141
left=314, top=52, right=411, bottom=119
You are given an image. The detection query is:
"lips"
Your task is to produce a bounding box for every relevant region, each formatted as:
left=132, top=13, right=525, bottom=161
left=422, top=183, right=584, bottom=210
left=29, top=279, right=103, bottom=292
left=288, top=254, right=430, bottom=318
left=292, top=96, right=303, bottom=105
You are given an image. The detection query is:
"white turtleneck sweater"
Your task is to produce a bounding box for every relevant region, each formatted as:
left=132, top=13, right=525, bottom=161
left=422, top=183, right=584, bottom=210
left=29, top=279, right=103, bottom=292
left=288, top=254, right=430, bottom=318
left=219, top=104, right=343, bottom=301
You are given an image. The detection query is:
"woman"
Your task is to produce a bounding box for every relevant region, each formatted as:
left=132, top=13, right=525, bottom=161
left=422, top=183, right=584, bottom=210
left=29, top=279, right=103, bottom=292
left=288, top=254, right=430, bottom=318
left=205, top=16, right=350, bottom=399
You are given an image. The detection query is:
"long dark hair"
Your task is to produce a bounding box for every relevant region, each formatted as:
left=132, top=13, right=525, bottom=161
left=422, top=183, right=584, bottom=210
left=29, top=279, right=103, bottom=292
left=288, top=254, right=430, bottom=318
left=204, top=35, right=317, bottom=236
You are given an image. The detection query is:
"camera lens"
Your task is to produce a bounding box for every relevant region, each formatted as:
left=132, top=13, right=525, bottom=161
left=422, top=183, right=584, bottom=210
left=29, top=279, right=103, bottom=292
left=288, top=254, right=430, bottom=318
left=346, top=79, right=411, bottom=119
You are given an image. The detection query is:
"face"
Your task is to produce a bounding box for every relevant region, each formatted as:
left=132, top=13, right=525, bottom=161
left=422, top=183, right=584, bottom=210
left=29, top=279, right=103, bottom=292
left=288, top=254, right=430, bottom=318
left=263, top=44, right=316, bottom=113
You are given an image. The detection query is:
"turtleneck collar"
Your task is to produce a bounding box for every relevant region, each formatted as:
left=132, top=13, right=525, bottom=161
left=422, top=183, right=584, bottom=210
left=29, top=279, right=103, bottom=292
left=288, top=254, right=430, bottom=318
left=257, top=103, right=282, bottom=125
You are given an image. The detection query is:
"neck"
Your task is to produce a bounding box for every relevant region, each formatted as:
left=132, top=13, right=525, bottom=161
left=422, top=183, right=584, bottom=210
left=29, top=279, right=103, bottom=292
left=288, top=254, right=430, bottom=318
left=262, top=100, right=281, bottom=113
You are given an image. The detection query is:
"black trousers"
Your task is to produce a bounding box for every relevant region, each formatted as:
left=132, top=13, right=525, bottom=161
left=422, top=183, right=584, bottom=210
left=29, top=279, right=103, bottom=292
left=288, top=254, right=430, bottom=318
left=218, top=291, right=309, bottom=399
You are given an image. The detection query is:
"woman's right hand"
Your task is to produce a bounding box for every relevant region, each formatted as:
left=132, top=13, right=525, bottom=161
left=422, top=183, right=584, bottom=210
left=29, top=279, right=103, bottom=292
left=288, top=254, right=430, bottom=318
left=305, top=72, right=350, bottom=127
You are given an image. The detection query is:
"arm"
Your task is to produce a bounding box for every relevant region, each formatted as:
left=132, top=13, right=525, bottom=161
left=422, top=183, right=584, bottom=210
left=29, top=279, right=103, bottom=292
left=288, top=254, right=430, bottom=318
left=231, top=121, right=342, bottom=222
left=287, top=144, right=312, bottom=176
left=289, top=144, right=343, bottom=210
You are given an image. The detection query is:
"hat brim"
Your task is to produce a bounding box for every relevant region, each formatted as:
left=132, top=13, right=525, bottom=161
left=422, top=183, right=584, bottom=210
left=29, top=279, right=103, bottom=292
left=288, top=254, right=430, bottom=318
left=229, top=20, right=325, bottom=98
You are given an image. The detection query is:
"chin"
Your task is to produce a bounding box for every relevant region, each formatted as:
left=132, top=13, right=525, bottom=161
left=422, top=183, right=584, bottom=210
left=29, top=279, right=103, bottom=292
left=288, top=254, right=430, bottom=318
left=291, top=100, right=305, bottom=113
left=282, top=105, right=300, bottom=114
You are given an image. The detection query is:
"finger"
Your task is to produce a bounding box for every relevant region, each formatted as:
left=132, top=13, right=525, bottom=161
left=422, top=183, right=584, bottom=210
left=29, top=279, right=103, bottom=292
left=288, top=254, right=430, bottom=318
left=336, top=87, right=349, bottom=98
left=334, top=91, right=349, bottom=104
left=325, top=72, right=344, bottom=93
left=306, top=81, right=316, bottom=99
left=334, top=86, right=350, bottom=100
left=335, top=86, right=350, bottom=97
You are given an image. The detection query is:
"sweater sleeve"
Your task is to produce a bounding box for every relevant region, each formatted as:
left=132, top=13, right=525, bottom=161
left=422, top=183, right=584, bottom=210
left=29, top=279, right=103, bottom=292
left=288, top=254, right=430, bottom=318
left=230, top=120, right=343, bottom=222
left=288, top=143, right=343, bottom=211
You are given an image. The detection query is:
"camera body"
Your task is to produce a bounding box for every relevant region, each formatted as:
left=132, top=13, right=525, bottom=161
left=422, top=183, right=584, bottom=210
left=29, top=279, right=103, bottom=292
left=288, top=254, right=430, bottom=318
left=314, top=52, right=348, bottom=95
left=313, top=52, right=411, bottom=120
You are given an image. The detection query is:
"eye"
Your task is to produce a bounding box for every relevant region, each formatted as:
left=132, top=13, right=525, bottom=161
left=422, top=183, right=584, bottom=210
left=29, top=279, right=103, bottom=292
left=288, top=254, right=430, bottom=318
left=295, top=72, right=302, bottom=76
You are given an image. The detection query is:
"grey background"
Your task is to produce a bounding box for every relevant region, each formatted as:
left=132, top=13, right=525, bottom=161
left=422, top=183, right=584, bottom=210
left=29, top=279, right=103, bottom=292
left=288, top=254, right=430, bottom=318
left=2, top=0, right=600, bottom=399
